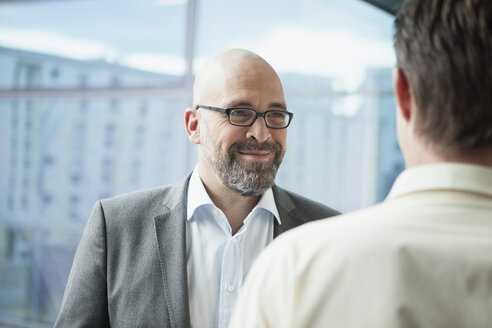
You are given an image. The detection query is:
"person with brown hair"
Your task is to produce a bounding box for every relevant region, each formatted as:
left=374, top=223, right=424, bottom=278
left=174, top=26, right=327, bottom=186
left=230, top=1, right=492, bottom=327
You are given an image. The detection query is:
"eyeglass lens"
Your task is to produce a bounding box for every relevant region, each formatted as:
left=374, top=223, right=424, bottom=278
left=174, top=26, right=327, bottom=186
left=229, top=108, right=289, bottom=128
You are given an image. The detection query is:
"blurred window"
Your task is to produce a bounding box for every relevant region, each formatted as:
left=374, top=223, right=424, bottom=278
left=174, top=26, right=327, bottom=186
left=0, top=0, right=403, bottom=326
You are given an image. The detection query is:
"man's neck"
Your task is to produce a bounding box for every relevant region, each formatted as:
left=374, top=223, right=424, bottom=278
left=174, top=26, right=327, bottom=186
left=198, top=164, right=261, bottom=235
left=405, top=144, right=492, bottom=169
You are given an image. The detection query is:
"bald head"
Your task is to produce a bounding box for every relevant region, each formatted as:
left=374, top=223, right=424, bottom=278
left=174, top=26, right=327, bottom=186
left=184, top=49, right=289, bottom=197
left=193, top=49, right=285, bottom=108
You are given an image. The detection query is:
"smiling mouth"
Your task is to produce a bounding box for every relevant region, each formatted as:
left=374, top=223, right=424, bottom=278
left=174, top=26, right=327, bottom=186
left=237, top=150, right=273, bottom=160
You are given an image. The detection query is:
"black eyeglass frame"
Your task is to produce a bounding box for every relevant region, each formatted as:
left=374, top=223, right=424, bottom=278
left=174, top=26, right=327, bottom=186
left=195, top=104, right=293, bottom=129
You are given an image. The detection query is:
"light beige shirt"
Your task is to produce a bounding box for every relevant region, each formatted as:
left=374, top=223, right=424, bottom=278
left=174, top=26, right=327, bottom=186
left=230, top=163, right=492, bottom=328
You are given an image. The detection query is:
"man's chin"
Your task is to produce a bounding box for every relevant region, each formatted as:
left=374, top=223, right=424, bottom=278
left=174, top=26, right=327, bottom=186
left=236, top=157, right=275, bottom=171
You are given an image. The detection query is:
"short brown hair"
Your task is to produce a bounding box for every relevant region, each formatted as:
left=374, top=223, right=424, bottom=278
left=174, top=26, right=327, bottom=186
left=394, top=0, right=492, bottom=152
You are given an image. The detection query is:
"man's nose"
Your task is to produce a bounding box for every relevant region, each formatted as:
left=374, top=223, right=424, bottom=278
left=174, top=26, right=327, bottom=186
left=246, top=117, right=271, bottom=143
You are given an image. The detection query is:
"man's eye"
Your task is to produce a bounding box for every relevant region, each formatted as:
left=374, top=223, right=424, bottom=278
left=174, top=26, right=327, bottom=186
left=269, top=112, right=285, bottom=118
left=231, top=109, right=252, bottom=117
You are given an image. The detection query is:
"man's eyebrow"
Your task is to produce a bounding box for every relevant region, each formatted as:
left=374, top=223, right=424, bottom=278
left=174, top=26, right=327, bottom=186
left=226, top=101, right=255, bottom=108
left=226, top=101, right=287, bottom=110
left=268, top=102, right=287, bottom=110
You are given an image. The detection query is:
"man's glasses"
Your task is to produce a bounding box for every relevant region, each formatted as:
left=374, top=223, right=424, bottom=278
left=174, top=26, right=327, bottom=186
left=195, top=105, right=293, bottom=129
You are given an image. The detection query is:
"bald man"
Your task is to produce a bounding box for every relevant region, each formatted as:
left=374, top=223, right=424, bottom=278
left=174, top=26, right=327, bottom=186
left=55, top=49, right=339, bottom=328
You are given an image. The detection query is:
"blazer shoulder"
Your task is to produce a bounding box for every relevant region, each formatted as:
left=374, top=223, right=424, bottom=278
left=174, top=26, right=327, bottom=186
left=98, top=175, right=190, bottom=223
left=276, top=186, right=341, bottom=219
left=101, top=184, right=174, bottom=209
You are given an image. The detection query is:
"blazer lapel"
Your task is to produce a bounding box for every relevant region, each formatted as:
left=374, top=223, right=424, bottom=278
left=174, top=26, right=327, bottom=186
left=152, top=179, right=300, bottom=327
left=272, top=184, right=301, bottom=238
left=154, top=175, right=191, bottom=328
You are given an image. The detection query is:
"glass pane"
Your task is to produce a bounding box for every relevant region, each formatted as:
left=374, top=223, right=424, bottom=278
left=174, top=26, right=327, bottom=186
left=0, top=0, right=405, bottom=326
left=0, top=96, right=192, bottom=326
left=0, top=0, right=188, bottom=89
left=196, top=0, right=403, bottom=212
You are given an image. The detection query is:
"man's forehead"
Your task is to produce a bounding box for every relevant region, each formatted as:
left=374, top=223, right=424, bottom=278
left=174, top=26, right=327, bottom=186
left=210, top=57, right=268, bottom=81
left=193, top=49, right=284, bottom=106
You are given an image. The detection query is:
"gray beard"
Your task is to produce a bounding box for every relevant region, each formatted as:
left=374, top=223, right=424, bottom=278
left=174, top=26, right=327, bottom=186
left=204, top=139, right=284, bottom=196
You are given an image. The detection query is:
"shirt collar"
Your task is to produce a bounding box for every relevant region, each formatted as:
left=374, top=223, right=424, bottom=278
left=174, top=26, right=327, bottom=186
left=186, top=166, right=281, bottom=224
left=255, top=187, right=281, bottom=225
left=386, top=163, right=492, bottom=201
left=187, top=167, right=214, bottom=221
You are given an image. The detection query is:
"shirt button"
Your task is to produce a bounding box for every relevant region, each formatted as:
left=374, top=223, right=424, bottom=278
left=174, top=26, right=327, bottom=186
left=227, top=285, right=235, bottom=292
left=213, top=209, right=218, bottom=215
left=231, top=237, right=238, bottom=244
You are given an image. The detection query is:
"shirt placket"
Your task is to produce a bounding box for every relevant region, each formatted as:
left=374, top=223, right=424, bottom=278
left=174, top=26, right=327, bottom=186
left=217, top=227, right=245, bottom=328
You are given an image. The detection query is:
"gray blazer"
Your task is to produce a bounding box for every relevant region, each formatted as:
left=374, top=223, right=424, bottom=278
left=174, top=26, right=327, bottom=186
left=55, top=175, right=339, bottom=328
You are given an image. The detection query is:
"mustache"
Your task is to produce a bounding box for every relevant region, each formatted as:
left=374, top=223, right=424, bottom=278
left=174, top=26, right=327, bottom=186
left=230, top=140, right=282, bottom=152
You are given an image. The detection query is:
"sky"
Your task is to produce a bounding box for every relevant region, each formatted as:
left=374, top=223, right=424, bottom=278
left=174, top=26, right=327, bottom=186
left=0, top=0, right=396, bottom=81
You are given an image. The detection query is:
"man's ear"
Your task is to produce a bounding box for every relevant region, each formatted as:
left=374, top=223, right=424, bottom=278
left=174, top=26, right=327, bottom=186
left=185, top=107, right=200, bottom=144
left=393, top=67, right=412, bottom=122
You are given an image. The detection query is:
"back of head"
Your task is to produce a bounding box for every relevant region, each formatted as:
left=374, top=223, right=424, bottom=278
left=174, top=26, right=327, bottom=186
left=394, top=0, right=492, bottom=153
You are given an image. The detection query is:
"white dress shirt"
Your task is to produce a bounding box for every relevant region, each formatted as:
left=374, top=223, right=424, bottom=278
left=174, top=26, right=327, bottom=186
left=186, top=168, right=280, bottom=328
left=230, top=163, right=492, bottom=328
